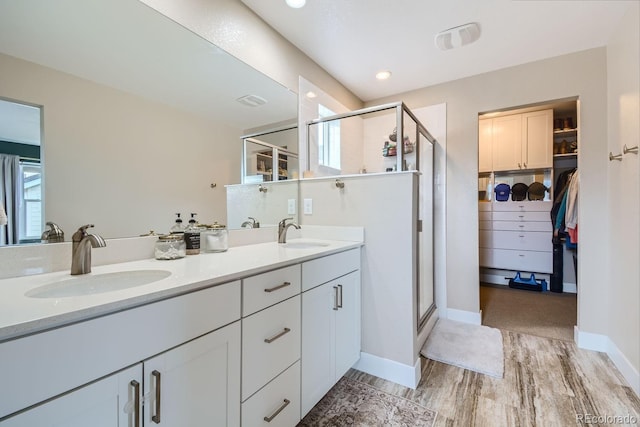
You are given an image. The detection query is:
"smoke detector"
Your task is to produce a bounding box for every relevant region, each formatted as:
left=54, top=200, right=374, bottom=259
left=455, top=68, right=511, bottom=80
left=434, top=23, right=481, bottom=51
left=236, top=94, right=268, bottom=107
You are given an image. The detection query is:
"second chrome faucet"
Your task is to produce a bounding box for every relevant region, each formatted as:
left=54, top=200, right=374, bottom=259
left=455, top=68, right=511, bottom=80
left=278, top=218, right=300, bottom=244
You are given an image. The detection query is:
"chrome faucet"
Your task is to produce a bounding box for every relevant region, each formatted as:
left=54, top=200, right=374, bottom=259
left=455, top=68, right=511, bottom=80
left=278, top=218, right=300, bottom=244
left=241, top=217, right=260, bottom=229
left=71, top=224, right=106, bottom=275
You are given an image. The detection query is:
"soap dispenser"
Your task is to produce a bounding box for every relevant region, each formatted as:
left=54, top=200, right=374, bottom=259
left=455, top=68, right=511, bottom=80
left=170, top=213, right=186, bottom=234
left=184, top=213, right=202, bottom=255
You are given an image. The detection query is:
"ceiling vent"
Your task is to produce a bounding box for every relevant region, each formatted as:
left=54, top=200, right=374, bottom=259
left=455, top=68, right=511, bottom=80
left=434, top=23, right=480, bottom=51
left=236, top=94, right=268, bottom=107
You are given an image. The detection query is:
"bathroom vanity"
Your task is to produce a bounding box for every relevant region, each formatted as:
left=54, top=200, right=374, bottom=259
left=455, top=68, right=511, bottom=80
left=0, top=239, right=362, bottom=426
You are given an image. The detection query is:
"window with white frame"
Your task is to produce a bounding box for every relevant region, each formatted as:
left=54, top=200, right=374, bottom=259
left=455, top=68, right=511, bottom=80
left=19, top=161, right=42, bottom=242
left=317, top=104, right=340, bottom=170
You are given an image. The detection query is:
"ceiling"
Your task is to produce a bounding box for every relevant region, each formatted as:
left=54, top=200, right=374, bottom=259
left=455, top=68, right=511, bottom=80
left=241, top=0, right=636, bottom=102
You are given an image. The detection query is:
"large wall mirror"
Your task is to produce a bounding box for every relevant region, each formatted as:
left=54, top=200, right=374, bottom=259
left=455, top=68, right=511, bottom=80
left=0, top=0, right=298, bottom=245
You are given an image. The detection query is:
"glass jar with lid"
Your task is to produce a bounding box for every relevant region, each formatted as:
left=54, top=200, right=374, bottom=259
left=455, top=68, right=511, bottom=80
left=201, top=222, right=228, bottom=253
left=154, top=234, right=187, bottom=260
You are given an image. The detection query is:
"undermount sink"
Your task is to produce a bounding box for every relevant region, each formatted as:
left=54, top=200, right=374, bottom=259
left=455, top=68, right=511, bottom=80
left=283, top=241, right=330, bottom=249
left=25, top=270, right=172, bottom=298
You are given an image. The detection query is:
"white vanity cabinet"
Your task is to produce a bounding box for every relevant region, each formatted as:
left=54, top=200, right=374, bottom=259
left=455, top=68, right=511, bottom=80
left=301, top=249, right=361, bottom=417
left=0, top=281, right=241, bottom=426
left=1, top=364, right=143, bottom=427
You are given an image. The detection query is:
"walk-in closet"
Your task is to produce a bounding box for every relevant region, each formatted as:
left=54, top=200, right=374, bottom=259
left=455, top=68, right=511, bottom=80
left=478, top=99, right=578, bottom=341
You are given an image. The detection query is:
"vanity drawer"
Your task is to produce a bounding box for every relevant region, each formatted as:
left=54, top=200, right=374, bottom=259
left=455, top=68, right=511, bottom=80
left=302, top=248, right=360, bottom=292
left=243, top=265, right=301, bottom=316
left=492, top=211, right=550, bottom=222
left=242, top=295, right=301, bottom=401
left=242, top=361, right=301, bottom=427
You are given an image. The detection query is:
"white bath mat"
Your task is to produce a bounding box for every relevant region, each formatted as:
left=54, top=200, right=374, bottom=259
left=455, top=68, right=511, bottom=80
left=421, top=318, right=504, bottom=378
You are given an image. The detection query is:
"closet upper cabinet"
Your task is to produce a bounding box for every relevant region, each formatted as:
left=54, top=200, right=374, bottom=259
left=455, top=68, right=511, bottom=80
left=487, top=109, right=553, bottom=172
left=478, top=118, right=493, bottom=173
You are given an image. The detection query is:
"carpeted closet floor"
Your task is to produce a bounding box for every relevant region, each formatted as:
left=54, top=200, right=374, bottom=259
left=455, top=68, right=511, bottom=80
left=480, top=284, right=577, bottom=341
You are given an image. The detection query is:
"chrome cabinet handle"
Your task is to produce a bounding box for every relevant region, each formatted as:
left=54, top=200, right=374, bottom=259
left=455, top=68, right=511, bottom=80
left=264, top=399, right=291, bottom=422
left=333, top=286, right=339, bottom=311
left=264, top=281, right=291, bottom=293
left=337, top=284, right=343, bottom=308
left=152, top=370, right=161, bottom=424
left=130, top=380, right=140, bottom=427
left=264, top=327, right=291, bottom=344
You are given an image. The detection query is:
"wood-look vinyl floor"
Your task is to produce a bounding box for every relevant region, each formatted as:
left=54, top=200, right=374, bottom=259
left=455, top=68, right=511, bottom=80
left=345, top=331, right=640, bottom=426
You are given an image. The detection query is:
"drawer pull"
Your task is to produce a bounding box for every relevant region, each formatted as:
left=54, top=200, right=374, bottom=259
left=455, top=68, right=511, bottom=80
left=519, top=235, right=525, bottom=238
left=152, top=370, right=161, bottom=424
left=333, top=286, right=339, bottom=311
left=518, top=225, right=525, bottom=228
left=264, top=281, right=291, bottom=293
left=130, top=380, right=140, bottom=427
left=264, top=399, right=291, bottom=422
left=264, top=327, right=291, bottom=344
left=519, top=254, right=525, bottom=257
left=337, top=284, right=343, bottom=308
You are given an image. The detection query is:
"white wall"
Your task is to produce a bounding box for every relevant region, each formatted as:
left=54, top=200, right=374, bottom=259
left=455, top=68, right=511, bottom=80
left=606, top=2, right=640, bottom=391
left=367, top=49, right=610, bottom=337
left=0, top=53, right=239, bottom=238
left=225, top=180, right=299, bottom=229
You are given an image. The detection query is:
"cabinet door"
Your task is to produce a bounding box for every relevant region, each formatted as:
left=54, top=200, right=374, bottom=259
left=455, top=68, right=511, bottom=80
left=144, top=321, right=241, bottom=427
left=1, top=364, right=142, bottom=427
left=492, top=114, right=522, bottom=171
left=334, top=271, right=361, bottom=379
left=522, top=109, right=553, bottom=169
left=301, top=281, right=336, bottom=417
left=478, top=119, right=493, bottom=173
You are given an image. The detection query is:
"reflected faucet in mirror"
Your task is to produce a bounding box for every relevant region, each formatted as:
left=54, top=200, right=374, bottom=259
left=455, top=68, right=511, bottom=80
left=241, top=217, right=260, bottom=229
left=278, top=218, right=300, bottom=244
left=41, top=222, right=64, bottom=243
left=71, top=224, right=106, bottom=275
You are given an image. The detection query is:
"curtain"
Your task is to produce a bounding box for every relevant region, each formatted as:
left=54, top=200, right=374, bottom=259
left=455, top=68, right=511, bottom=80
left=0, top=154, right=20, bottom=245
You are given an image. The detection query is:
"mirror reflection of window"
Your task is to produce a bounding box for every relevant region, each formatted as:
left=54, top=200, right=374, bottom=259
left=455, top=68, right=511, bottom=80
left=0, top=98, right=42, bottom=245
left=318, top=104, right=341, bottom=171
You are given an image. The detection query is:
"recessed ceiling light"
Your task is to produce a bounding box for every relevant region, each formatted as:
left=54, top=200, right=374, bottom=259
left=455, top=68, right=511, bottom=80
left=285, top=0, right=306, bottom=8
left=376, top=70, right=392, bottom=80
left=305, top=91, right=317, bottom=98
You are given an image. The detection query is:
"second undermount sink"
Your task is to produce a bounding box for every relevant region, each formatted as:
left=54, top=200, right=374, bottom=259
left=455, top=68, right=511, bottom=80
left=283, top=241, right=331, bottom=249
left=25, top=270, right=172, bottom=298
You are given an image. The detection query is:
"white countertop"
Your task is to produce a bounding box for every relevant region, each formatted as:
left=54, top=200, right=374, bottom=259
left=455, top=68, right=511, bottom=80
left=0, top=239, right=362, bottom=342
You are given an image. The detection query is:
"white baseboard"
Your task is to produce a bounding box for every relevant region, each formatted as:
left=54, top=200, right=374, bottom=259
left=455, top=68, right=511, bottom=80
left=575, top=327, right=640, bottom=396
left=446, top=308, right=482, bottom=325
left=353, top=352, right=421, bottom=389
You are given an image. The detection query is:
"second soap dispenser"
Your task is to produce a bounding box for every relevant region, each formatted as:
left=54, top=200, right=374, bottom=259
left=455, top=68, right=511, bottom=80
left=184, top=213, right=202, bottom=255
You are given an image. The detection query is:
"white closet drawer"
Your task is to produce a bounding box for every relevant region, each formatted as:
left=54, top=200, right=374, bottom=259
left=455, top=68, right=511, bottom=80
left=479, top=248, right=495, bottom=268
left=492, top=230, right=552, bottom=252
left=242, top=361, right=301, bottom=427
left=242, top=296, right=301, bottom=401
left=243, top=265, right=301, bottom=316
left=492, top=201, right=552, bottom=212
left=302, top=248, right=360, bottom=292
left=492, top=221, right=552, bottom=232
left=479, top=211, right=492, bottom=221
left=479, top=220, right=492, bottom=231
left=479, top=230, right=493, bottom=248
left=492, top=211, right=550, bottom=222
left=492, top=249, right=553, bottom=273
left=478, top=202, right=492, bottom=212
